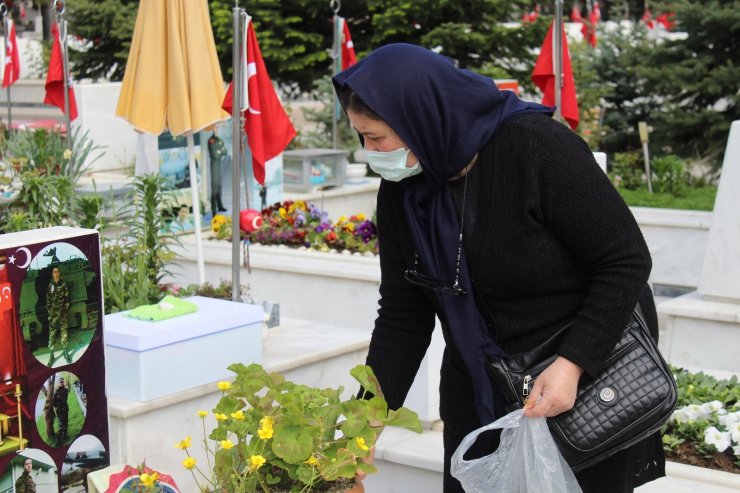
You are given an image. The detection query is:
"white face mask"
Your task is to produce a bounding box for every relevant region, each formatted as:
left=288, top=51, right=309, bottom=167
left=365, top=147, right=422, bottom=182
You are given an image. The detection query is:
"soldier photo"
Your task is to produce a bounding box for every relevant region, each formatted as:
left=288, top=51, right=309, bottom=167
left=53, top=378, right=70, bottom=443
left=46, top=265, right=71, bottom=365
left=14, top=457, right=36, bottom=493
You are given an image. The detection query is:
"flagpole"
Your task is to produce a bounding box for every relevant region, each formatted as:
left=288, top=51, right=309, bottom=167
left=231, top=2, right=243, bottom=301
left=330, top=0, right=341, bottom=149
left=55, top=0, right=72, bottom=150
left=1, top=8, right=11, bottom=129
left=553, top=0, right=563, bottom=123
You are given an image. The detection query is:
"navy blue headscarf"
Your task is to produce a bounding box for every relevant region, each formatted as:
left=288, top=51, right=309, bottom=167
left=333, top=43, right=552, bottom=424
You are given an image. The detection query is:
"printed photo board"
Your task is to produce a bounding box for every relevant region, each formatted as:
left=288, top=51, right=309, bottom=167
left=0, top=227, right=109, bottom=492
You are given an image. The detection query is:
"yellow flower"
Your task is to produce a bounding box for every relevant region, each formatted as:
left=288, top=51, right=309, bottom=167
left=257, top=417, right=274, bottom=440
left=338, top=216, right=347, bottom=223
left=220, top=439, right=235, bottom=449
left=182, top=457, right=197, bottom=470
left=279, top=207, right=287, bottom=218
left=306, top=455, right=318, bottom=466
left=211, top=214, right=229, bottom=233
left=217, top=381, right=232, bottom=391
left=356, top=213, right=366, bottom=221
left=355, top=437, right=369, bottom=451
left=197, top=410, right=208, bottom=418
left=288, top=203, right=296, bottom=214
left=63, top=149, right=72, bottom=160
left=174, top=436, right=192, bottom=450
left=139, top=472, right=159, bottom=487
left=214, top=413, right=228, bottom=421
left=249, top=455, right=266, bottom=472
left=231, top=410, right=246, bottom=420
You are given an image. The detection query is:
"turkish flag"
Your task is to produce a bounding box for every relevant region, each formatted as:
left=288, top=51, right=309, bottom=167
left=532, top=21, right=579, bottom=130
left=3, top=20, right=20, bottom=88
left=44, top=23, right=78, bottom=120
left=587, top=1, right=601, bottom=47
left=223, top=18, right=296, bottom=185
left=341, top=19, right=357, bottom=70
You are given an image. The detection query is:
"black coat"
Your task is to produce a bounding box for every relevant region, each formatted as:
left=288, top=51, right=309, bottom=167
left=366, top=113, right=665, bottom=493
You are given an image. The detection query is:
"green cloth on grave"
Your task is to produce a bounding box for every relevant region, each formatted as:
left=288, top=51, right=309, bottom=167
left=125, top=295, right=197, bottom=322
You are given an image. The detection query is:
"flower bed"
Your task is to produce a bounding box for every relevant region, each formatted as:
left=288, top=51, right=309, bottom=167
left=211, top=200, right=378, bottom=255
left=664, top=367, right=740, bottom=473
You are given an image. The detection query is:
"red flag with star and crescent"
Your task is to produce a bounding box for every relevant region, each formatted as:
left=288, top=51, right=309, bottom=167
left=3, top=19, right=20, bottom=88
left=222, top=17, right=296, bottom=186
left=341, top=18, right=357, bottom=70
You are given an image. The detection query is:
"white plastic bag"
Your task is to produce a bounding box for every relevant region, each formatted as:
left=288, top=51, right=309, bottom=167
left=450, top=409, right=582, bottom=493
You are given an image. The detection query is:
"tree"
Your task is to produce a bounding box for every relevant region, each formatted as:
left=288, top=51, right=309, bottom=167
left=628, top=0, right=739, bottom=167
left=67, top=0, right=138, bottom=81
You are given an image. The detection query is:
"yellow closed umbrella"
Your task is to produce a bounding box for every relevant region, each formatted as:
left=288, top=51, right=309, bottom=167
left=116, top=0, right=229, bottom=284
left=116, top=0, right=228, bottom=135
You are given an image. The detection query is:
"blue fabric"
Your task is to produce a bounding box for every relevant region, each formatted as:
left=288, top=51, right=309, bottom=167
left=334, top=43, right=553, bottom=423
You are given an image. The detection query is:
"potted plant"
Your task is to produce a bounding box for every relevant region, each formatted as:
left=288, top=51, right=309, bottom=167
left=176, top=363, right=422, bottom=492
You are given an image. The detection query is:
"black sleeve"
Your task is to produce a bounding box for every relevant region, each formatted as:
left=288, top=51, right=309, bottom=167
left=365, top=181, right=437, bottom=409
left=535, top=123, right=652, bottom=375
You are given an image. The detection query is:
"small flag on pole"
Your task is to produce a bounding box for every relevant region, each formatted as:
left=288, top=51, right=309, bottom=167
left=44, top=23, right=78, bottom=120
left=532, top=21, right=580, bottom=130
left=223, top=17, right=296, bottom=186
left=3, top=19, right=21, bottom=88
left=341, top=18, right=357, bottom=70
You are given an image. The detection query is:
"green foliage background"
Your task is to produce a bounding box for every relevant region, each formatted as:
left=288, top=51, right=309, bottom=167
left=60, top=0, right=740, bottom=170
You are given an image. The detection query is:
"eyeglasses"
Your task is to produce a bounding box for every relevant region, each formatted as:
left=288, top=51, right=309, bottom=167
left=404, top=267, right=466, bottom=296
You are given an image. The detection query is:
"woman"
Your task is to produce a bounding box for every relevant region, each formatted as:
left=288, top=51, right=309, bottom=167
left=333, top=43, right=664, bottom=493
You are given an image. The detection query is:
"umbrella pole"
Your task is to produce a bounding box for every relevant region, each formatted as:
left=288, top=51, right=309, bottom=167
left=554, top=0, right=563, bottom=123
left=187, top=133, right=206, bottom=285
left=231, top=5, right=243, bottom=301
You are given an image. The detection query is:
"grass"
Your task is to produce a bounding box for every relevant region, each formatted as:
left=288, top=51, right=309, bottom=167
left=35, top=386, right=86, bottom=447
left=617, top=186, right=718, bottom=211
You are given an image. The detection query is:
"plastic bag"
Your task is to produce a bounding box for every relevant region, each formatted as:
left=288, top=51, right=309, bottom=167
left=450, top=409, right=582, bottom=493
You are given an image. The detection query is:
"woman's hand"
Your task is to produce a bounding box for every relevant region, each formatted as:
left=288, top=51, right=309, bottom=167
left=522, top=356, right=584, bottom=418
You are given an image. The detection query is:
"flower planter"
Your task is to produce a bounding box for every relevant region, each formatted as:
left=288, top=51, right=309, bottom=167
left=637, top=461, right=740, bottom=492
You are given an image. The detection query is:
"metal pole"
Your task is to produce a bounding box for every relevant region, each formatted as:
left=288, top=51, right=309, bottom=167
left=330, top=1, right=341, bottom=149
left=231, top=3, right=242, bottom=301
left=2, top=7, right=12, bottom=129
left=553, top=0, right=563, bottom=123
left=56, top=1, right=72, bottom=149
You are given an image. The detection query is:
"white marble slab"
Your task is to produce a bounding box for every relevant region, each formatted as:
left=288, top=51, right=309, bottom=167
left=698, top=120, right=740, bottom=301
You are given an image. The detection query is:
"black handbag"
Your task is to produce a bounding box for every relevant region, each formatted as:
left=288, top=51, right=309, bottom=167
left=485, top=306, right=678, bottom=472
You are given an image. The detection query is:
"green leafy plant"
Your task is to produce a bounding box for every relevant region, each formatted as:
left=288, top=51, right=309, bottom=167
left=101, top=174, right=180, bottom=313
left=177, top=364, right=422, bottom=492
left=609, top=151, right=644, bottom=190
left=651, top=155, right=689, bottom=196
left=662, top=367, right=740, bottom=472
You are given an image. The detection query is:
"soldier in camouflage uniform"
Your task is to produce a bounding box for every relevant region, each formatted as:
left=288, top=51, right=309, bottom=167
left=46, top=266, right=71, bottom=365
left=15, top=458, right=36, bottom=493
left=54, top=378, right=70, bottom=442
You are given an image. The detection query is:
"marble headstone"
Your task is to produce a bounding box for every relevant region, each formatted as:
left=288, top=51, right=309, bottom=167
left=698, top=121, right=740, bottom=302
